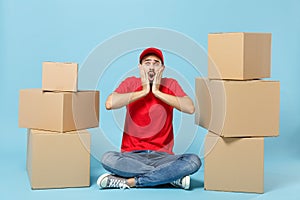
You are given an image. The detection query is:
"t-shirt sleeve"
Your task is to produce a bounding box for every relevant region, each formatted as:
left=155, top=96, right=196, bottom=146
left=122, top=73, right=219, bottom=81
left=168, top=79, right=187, bottom=97
left=114, top=77, right=139, bottom=93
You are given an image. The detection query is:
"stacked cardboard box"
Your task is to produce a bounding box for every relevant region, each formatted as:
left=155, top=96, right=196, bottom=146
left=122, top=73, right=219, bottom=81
left=195, top=33, right=280, bottom=193
left=19, top=62, right=100, bottom=189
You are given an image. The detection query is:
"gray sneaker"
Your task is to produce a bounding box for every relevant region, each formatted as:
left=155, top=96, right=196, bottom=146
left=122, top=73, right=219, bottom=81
left=171, top=175, right=190, bottom=190
left=97, top=173, right=130, bottom=189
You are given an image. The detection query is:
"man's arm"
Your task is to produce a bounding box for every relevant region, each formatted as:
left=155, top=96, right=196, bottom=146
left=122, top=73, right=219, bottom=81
left=105, top=90, right=147, bottom=110
left=105, top=65, right=150, bottom=110
left=152, top=67, right=195, bottom=114
left=153, top=92, right=195, bottom=114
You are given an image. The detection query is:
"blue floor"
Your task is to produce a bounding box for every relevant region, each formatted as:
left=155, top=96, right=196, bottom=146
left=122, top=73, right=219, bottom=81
left=1, top=126, right=300, bottom=200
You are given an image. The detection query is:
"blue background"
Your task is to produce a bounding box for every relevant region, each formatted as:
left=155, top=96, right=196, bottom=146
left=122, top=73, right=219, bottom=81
left=1, top=0, right=300, bottom=199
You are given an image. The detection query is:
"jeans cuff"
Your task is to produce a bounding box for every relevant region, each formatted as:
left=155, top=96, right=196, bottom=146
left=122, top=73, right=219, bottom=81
left=134, top=176, right=141, bottom=187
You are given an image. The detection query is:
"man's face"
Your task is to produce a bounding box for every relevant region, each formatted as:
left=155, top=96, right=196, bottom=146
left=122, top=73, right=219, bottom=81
left=141, top=55, right=163, bottom=83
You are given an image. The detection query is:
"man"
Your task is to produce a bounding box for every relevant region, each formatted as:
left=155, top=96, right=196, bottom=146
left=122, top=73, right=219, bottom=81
left=97, top=47, right=201, bottom=190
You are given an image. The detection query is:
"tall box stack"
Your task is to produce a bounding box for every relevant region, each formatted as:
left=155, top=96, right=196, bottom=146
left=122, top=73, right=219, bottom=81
left=195, top=33, right=280, bottom=193
left=19, top=62, right=100, bottom=189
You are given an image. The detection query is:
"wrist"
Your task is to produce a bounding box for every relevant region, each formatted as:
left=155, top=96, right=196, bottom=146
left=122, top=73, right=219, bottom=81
left=141, top=88, right=149, bottom=97
left=152, top=89, right=161, bottom=98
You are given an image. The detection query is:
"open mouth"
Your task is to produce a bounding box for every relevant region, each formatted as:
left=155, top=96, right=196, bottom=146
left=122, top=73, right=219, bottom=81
left=148, top=71, right=156, bottom=80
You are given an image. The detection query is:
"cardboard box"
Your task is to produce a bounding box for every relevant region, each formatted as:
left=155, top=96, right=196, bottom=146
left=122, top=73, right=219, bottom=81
left=27, top=129, right=90, bottom=189
left=204, top=132, right=264, bottom=193
left=42, top=62, right=78, bottom=92
left=208, top=32, right=271, bottom=80
left=19, top=89, right=99, bottom=132
left=195, top=78, right=280, bottom=137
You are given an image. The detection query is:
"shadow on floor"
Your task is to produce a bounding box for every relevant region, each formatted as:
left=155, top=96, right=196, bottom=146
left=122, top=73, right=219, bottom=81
left=190, top=179, right=204, bottom=190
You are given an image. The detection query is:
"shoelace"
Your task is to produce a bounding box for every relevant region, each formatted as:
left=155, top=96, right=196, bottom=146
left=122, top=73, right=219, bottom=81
left=108, top=178, right=130, bottom=189
left=172, top=179, right=182, bottom=187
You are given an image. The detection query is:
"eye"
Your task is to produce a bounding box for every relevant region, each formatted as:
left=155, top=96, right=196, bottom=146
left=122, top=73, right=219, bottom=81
left=144, top=62, right=151, bottom=66
left=154, top=62, right=161, bottom=67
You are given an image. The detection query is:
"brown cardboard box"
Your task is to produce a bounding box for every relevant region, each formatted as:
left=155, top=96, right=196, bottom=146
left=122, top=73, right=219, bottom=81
left=208, top=32, right=271, bottom=80
left=195, top=78, right=211, bottom=130
left=195, top=78, right=280, bottom=137
left=204, top=132, right=264, bottom=193
left=19, top=89, right=99, bottom=132
left=27, top=129, right=90, bottom=189
left=42, top=62, right=78, bottom=92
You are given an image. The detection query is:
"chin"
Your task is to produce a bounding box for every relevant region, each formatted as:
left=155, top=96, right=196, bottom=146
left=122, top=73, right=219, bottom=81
left=148, top=79, right=154, bottom=83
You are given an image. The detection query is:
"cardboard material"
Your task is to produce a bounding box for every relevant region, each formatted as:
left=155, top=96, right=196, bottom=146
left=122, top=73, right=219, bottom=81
left=204, top=132, right=264, bottom=193
left=208, top=32, right=271, bottom=80
left=195, top=78, right=280, bottom=137
left=27, top=129, right=90, bottom=189
left=19, top=89, right=99, bottom=132
left=42, top=62, right=78, bottom=92
left=195, top=78, right=211, bottom=131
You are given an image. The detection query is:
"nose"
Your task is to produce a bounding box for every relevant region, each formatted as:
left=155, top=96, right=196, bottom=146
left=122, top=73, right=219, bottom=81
left=149, top=65, right=154, bottom=70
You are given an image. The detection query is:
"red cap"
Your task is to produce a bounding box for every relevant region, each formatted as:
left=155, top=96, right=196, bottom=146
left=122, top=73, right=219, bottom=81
left=139, top=47, right=164, bottom=65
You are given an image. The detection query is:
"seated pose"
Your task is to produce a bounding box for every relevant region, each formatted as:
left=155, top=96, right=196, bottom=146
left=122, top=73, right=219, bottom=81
left=97, top=47, right=201, bottom=190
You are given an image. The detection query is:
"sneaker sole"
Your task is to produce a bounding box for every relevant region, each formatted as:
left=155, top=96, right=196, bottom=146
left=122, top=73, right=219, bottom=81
left=97, top=173, right=111, bottom=188
left=182, top=176, right=191, bottom=190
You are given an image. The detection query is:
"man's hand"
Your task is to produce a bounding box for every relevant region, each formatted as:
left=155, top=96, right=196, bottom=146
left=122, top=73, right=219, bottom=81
left=152, top=66, right=165, bottom=96
left=105, top=65, right=151, bottom=110
left=139, top=64, right=150, bottom=95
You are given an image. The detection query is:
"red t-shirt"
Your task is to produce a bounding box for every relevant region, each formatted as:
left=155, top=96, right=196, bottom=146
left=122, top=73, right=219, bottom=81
left=114, top=76, right=187, bottom=154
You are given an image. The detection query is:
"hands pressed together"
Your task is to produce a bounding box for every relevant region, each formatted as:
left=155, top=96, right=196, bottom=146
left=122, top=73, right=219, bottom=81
left=106, top=64, right=194, bottom=114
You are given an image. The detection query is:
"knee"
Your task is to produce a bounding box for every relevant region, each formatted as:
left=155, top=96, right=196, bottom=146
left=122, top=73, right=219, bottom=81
left=184, top=154, right=202, bottom=173
left=101, top=151, right=119, bottom=166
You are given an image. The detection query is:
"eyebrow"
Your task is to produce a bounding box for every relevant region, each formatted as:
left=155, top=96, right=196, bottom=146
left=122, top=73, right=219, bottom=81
left=144, top=58, right=160, bottom=63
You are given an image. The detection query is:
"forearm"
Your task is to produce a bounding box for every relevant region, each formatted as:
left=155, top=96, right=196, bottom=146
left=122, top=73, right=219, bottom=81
left=153, top=91, right=195, bottom=114
left=105, top=90, right=147, bottom=110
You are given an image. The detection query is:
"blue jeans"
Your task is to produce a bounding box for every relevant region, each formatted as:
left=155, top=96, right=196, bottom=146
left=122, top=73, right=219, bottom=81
left=101, top=150, right=201, bottom=187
